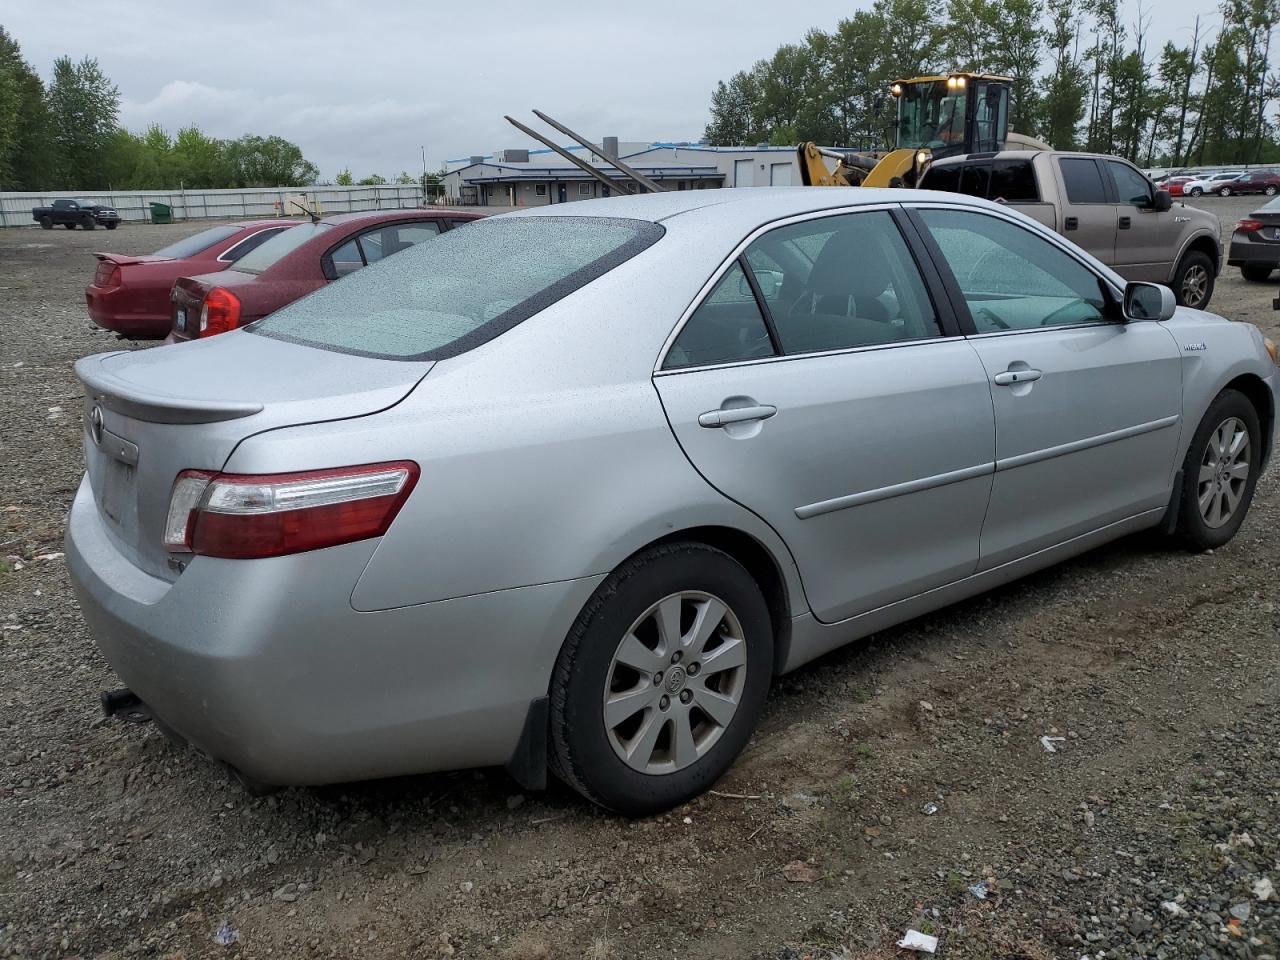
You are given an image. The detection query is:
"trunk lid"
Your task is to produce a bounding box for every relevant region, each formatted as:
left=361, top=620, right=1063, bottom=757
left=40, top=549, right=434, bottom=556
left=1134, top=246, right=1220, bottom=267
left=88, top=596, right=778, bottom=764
left=76, top=333, right=432, bottom=581
left=169, top=274, right=221, bottom=340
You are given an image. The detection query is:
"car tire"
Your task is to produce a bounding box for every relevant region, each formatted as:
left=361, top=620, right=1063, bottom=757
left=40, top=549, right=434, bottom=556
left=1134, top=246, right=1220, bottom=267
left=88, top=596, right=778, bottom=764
left=82, top=217, right=96, bottom=230
left=1189, top=187, right=1203, bottom=197
left=549, top=542, right=774, bottom=816
left=39, top=216, right=52, bottom=230
left=105, top=222, right=118, bottom=230
left=1172, top=250, right=1215, bottom=309
left=1266, top=185, right=1278, bottom=196
left=1219, top=186, right=1232, bottom=197
left=1173, top=389, right=1261, bottom=551
left=1241, top=264, right=1274, bottom=282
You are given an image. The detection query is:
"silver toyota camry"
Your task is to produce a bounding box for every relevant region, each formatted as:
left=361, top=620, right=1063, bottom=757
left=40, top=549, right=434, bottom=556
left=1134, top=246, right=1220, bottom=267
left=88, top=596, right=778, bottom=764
left=67, top=188, right=1279, bottom=815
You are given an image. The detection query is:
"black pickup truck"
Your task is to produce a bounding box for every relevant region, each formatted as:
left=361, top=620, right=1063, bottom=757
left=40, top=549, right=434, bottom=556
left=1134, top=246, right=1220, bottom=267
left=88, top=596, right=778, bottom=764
left=32, top=198, right=120, bottom=230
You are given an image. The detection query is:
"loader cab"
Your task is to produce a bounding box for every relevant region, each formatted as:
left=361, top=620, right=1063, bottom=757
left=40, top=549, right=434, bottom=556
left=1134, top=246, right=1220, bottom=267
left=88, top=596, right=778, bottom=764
left=893, top=74, right=1011, bottom=160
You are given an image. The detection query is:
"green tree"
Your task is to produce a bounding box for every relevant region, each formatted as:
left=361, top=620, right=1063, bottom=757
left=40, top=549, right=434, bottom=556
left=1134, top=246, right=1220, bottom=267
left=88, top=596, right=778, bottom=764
left=335, top=167, right=354, bottom=185
left=989, top=0, right=1045, bottom=133
left=46, top=55, right=119, bottom=187
left=394, top=170, right=416, bottom=184
left=704, top=70, right=764, bottom=145
left=0, top=26, right=53, bottom=189
left=224, top=134, right=318, bottom=186
left=1038, top=0, right=1088, bottom=147
left=171, top=126, right=229, bottom=187
left=358, top=173, right=387, bottom=185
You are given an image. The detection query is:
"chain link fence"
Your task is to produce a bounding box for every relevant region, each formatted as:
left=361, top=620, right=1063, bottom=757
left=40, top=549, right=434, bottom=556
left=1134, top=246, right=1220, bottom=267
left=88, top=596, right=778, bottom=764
left=0, top=184, right=429, bottom=228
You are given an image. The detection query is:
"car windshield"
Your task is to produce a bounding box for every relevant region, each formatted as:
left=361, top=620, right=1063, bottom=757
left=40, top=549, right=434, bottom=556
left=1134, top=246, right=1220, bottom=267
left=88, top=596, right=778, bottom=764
left=151, top=225, right=242, bottom=259
left=250, top=216, right=663, bottom=360
left=234, top=222, right=332, bottom=275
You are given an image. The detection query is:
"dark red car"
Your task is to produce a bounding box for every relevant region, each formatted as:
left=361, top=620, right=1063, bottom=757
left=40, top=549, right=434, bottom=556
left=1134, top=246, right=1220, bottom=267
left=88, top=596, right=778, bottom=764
left=1163, top=176, right=1194, bottom=197
left=85, top=220, right=301, bottom=338
left=168, top=209, right=484, bottom=342
left=1218, top=169, right=1280, bottom=196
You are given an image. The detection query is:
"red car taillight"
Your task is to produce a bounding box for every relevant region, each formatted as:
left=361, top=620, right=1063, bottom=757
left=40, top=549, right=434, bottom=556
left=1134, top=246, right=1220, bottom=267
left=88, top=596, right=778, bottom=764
left=163, top=461, right=419, bottom=559
left=199, top=287, right=242, bottom=337
left=95, top=262, right=121, bottom=287
left=1237, top=219, right=1264, bottom=232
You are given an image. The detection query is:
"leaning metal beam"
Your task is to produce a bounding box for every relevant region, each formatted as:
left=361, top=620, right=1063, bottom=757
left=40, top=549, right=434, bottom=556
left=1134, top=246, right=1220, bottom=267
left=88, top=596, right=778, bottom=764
left=503, top=116, right=633, bottom=196
left=532, top=110, right=666, bottom=193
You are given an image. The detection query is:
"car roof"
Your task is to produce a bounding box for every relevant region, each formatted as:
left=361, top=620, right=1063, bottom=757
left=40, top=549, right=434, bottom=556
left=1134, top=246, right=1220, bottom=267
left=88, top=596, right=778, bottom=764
left=497, top=185, right=1003, bottom=231
left=231, top=218, right=303, bottom=228
left=318, top=209, right=481, bottom=228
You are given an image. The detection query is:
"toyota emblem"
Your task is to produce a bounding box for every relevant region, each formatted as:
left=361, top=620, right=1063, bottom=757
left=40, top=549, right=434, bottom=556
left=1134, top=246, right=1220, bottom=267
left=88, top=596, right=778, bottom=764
left=89, top=404, right=104, bottom=446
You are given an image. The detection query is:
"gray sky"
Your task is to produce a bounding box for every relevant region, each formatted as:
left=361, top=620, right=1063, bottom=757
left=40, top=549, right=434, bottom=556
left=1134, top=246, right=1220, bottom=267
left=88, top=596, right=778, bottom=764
left=6, top=0, right=1210, bottom=181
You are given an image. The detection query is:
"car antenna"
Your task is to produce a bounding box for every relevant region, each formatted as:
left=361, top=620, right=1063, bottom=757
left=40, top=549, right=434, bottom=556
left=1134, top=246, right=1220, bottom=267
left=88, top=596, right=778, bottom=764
left=287, top=198, right=322, bottom=224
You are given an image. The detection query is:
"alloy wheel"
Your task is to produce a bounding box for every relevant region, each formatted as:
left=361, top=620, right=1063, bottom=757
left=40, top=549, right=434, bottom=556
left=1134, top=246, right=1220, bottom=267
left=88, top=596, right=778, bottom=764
left=1267, top=186, right=1278, bottom=196
left=603, top=591, right=747, bottom=775
left=1197, top=417, right=1251, bottom=528
left=1180, top=264, right=1209, bottom=307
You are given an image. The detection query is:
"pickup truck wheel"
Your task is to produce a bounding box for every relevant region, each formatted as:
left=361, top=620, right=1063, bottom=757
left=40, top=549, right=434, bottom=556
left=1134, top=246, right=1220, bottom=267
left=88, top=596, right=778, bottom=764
left=1174, top=389, right=1261, bottom=551
left=81, top=217, right=96, bottom=230
left=1218, top=186, right=1232, bottom=197
left=1241, top=264, right=1274, bottom=282
left=1173, top=251, right=1214, bottom=309
left=105, top=222, right=118, bottom=230
left=39, top=216, right=52, bottom=229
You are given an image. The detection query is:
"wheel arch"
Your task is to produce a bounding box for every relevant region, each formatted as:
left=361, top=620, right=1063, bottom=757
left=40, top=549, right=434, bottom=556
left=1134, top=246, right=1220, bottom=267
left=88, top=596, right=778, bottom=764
left=1177, top=232, right=1221, bottom=277
left=1224, top=372, right=1276, bottom=467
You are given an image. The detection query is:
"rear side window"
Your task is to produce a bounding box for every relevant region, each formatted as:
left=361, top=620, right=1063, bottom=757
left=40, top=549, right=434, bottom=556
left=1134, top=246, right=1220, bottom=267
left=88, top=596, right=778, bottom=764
left=251, top=217, right=663, bottom=360
left=990, top=160, right=1039, bottom=201
left=220, top=227, right=288, bottom=262
left=235, top=222, right=333, bottom=274
left=959, top=163, right=991, bottom=198
left=1059, top=158, right=1109, bottom=203
left=665, top=263, right=775, bottom=369
left=152, top=225, right=241, bottom=259
left=922, top=163, right=962, bottom=193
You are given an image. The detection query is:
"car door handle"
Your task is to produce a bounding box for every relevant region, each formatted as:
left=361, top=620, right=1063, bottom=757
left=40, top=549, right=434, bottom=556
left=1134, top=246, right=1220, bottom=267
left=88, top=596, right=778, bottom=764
left=993, top=369, right=1042, bottom=386
left=1119, top=216, right=1132, bottom=229
left=1064, top=216, right=1079, bottom=231
left=698, top=404, right=777, bottom=428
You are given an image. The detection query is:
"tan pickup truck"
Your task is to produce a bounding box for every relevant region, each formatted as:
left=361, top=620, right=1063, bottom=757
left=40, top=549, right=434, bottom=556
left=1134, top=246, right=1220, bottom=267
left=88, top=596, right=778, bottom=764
left=920, top=150, right=1222, bottom=310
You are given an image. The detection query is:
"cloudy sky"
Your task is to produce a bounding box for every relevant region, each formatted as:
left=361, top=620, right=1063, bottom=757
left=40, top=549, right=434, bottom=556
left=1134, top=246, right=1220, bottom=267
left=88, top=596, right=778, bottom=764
left=6, top=0, right=1211, bottom=181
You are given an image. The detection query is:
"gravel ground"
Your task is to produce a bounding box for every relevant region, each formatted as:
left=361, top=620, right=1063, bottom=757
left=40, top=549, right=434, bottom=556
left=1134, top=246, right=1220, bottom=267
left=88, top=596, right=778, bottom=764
left=1, top=199, right=1277, bottom=960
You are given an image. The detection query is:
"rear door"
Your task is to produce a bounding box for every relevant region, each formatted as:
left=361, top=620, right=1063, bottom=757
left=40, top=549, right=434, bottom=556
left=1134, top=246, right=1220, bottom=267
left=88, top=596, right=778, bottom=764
left=654, top=206, right=995, bottom=623
left=912, top=205, right=1182, bottom=569
left=1105, top=158, right=1173, bottom=282
left=1055, top=156, right=1116, bottom=265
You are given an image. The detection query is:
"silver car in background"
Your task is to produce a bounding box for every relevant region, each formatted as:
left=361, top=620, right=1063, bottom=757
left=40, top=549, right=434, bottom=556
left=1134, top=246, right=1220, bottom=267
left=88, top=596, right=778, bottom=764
left=67, top=189, right=1279, bottom=815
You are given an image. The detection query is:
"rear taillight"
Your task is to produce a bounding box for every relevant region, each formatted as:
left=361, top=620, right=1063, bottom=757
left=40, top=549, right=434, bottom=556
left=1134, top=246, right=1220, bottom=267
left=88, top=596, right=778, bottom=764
left=1237, top=219, right=1264, bottom=232
left=94, top=262, right=121, bottom=287
left=164, top=461, right=419, bottom=559
left=199, top=287, right=241, bottom=337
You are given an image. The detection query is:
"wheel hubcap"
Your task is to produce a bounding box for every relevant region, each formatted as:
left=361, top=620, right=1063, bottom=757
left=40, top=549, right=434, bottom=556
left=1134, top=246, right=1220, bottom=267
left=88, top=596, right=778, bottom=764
left=1181, top=265, right=1208, bottom=306
left=603, top=591, right=747, bottom=775
left=1197, top=417, right=1251, bottom=529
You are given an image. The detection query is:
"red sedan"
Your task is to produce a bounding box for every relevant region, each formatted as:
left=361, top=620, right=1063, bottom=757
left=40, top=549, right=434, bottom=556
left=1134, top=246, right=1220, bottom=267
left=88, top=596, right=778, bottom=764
left=85, top=220, right=301, bottom=338
left=168, top=209, right=484, bottom=342
left=1163, top=176, right=1194, bottom=197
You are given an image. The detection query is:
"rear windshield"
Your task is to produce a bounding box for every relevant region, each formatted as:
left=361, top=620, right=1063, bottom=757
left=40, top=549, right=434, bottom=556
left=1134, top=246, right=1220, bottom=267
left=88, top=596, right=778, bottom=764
left=249, top=216, right=664, bottom=360
left=152, top=225, right=242, bottom=259
left=235, top=221, right=333, bottom=274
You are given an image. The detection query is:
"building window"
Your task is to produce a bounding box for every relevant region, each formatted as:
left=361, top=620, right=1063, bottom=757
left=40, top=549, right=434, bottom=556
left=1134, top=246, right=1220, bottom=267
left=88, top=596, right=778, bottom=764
left=579, top=183, right=591, bottom=196
left=535, top=184, right=547, bottom=197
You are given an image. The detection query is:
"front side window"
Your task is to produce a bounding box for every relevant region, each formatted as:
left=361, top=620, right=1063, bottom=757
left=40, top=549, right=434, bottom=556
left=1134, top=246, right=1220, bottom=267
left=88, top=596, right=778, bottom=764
left=252, top=216, right=662, bottom=360
left=919, top=208, right=1109, bottom=332
left=960, top=163, right=991, bottom=198
left=989, top=160, right=1039, bottom=201
left=357, top=220, right=442, bottom=265
left=1107, top=161, right=1153, bottom=208
left=1058, top=157, right=1109, bottom=204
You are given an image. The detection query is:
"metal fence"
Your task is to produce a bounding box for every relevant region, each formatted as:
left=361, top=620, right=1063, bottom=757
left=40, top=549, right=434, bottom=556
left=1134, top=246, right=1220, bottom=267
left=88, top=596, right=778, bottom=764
left=0, top=184, right=426, bottom=227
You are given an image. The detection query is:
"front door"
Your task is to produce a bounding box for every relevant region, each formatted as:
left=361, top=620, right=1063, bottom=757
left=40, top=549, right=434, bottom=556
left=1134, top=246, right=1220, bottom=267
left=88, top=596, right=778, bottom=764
left=1104, top=158, right=1176, bottom=282
left=913, top=206, right=1183, bottom=569
left=654, top=208, right=995, bottom=623
left=557, top=183, right=568, bottom=203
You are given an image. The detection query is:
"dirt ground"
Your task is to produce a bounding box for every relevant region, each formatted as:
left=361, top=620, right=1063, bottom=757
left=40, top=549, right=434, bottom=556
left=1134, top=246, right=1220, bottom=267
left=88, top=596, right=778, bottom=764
left=1, top=199, right=1278, bottom=960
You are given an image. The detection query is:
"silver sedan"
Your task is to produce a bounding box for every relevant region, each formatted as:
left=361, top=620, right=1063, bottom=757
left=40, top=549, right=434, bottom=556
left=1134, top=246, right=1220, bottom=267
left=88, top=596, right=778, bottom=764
left=67, top=188, right=1279, bottom=815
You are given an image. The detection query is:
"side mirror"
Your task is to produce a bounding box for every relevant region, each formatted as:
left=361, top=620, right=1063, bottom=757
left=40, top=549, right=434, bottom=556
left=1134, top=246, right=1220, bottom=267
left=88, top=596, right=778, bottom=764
left=1153, top=189, right=1173, bottom=212
left=1123, top=281, right=1177, bottom=321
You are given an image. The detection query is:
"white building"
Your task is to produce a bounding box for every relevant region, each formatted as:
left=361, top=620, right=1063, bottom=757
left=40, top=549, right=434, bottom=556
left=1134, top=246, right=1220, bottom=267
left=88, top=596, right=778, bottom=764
left=440, top=137, right=823, bottom=207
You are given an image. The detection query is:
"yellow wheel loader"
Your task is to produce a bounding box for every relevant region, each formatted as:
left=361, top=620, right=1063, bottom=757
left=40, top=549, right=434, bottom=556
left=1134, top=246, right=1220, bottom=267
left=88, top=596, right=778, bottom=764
left=797, top=73, right=1048, bottom=188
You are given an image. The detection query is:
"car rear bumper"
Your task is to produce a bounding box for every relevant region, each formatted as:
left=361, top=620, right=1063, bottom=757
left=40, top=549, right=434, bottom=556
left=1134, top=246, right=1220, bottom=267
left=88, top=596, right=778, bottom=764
left=65, top=476, right=602, bottom=787
left=85, top=286, right=169, bottom=338
left=1228, top=233, right=1280, bottom=267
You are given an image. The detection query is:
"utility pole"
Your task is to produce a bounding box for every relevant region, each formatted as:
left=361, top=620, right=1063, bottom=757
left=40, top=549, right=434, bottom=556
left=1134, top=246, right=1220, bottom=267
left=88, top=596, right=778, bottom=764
left=420, top=145, right=428, bottom=204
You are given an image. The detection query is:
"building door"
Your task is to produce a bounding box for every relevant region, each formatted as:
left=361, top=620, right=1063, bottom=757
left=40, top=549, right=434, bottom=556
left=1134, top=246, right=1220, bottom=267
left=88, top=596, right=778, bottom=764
left=769, top=162, right=792, bottom=186
left=734, top=159, right=754, bottom=187
left=557, top=183, right=568, bottom=203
